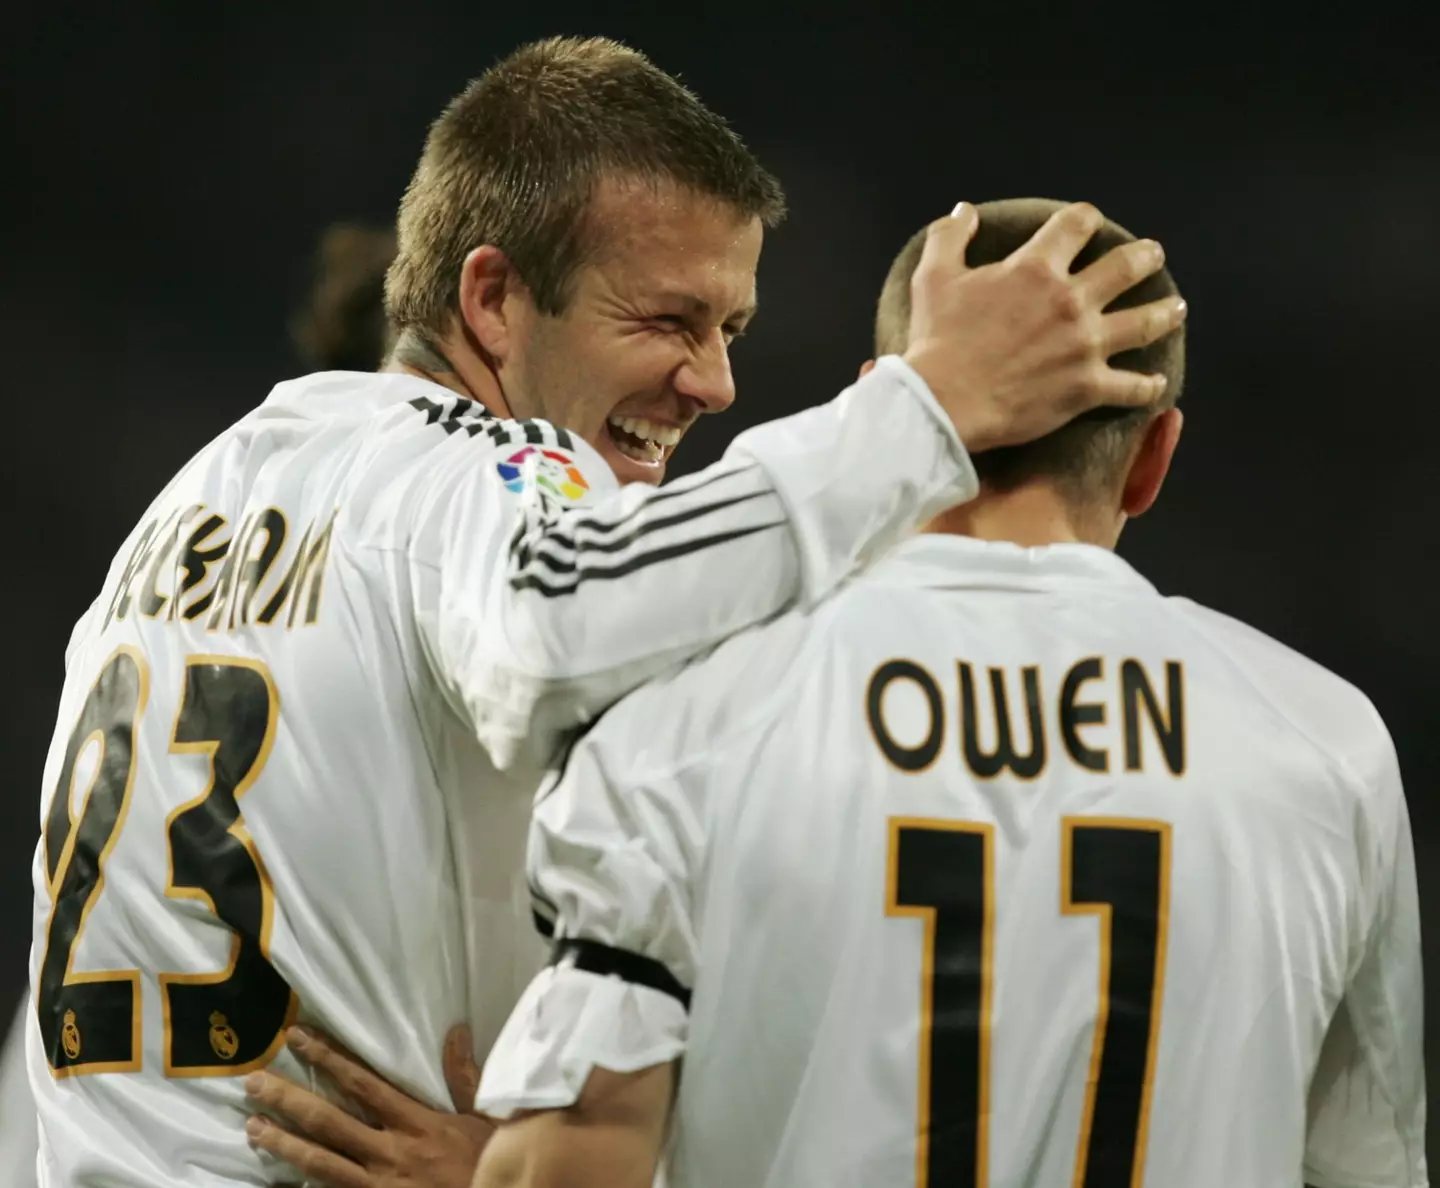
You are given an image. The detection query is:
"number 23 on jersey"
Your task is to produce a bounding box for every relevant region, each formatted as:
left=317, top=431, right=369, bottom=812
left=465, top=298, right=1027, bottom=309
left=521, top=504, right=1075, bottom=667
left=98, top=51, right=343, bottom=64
left=38, top=645, right=297, bottom=1079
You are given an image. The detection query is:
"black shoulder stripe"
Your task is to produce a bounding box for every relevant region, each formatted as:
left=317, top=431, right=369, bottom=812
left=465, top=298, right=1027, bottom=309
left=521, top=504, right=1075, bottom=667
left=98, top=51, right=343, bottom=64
left=553, top=463, right=762, bottom=546
left=548, top=937, right=691, bottom=1010
left=554, top=426, right=575, bottom=451
left=512, top=521, right=785, bottom=597
left=516, top=489, right=775, bottom=578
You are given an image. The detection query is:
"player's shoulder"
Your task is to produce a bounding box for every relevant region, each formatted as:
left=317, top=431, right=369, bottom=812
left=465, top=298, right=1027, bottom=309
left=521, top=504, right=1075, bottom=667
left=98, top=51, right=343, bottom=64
left=1168, top=596, right=1398, bottom=792
left=581, top=599, right=833, bottom=778
left=258, top=371, right=605, bottom=548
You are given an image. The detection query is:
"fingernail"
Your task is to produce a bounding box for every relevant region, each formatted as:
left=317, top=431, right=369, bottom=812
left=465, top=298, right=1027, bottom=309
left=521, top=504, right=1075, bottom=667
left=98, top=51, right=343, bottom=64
left=244, top=1072, right=265, bottom=1096
left=287, top=1026, right=311, bottom=1050
left=951, top=201, right=969, bottom=218
left=245, top=1116, right=266, bottom=1140
left=1147, top=240, right=1165, bottom=264
left=1173, top=298, right=1188, bottom=320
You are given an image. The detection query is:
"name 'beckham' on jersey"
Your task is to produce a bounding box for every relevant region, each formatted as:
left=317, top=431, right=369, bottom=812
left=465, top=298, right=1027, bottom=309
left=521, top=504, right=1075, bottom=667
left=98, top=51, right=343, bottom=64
left=27, top=361, right=975, bottom=1187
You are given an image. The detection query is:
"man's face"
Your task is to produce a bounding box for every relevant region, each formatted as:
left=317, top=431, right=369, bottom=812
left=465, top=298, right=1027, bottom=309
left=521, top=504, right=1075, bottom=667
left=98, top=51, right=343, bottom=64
left=504, top=178, right=763, bottom=485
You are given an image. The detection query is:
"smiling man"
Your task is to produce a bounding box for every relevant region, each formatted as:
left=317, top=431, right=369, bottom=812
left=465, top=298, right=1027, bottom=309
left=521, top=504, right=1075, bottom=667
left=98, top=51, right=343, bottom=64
left=25, top=37, right=1183, bottom=1188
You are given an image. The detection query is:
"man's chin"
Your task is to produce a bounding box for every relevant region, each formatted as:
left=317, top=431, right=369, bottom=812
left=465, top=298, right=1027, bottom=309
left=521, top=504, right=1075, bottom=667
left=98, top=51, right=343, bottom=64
left=593, top=427, right=668, bottom=487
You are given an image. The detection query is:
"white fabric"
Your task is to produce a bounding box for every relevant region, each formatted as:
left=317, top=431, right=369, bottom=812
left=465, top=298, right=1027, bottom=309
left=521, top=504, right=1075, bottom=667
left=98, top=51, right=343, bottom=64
left=0, top=1001, right=38, bottom=1188
left=476, top=967, right=686, bottom=1116
left=27, top=365, right=974, bottom=1187
left=480, top=534, right=1426, bottom=1188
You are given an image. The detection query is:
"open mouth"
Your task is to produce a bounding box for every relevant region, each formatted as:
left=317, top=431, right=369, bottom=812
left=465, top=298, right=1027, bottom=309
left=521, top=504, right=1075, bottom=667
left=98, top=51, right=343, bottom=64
left=605, top=414, right=682, bottom=466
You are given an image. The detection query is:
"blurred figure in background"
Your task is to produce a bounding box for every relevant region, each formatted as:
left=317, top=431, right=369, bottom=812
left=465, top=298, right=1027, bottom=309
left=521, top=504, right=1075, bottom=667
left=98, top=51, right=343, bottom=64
left=290, top=223, right=398, bottom=372
left=0, top=218, right=396, bottom=1188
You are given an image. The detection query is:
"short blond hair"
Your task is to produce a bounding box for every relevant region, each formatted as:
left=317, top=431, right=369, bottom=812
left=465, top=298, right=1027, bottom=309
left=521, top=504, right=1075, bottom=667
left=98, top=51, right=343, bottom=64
left=386, top=36, right=786, bottom=333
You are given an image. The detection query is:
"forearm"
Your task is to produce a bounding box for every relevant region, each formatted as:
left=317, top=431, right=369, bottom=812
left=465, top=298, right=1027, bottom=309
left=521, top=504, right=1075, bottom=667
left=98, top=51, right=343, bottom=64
left=472, top=1116, right=658, bottom=1188
left=473, top=1066, right=673, bottom=1188
left=465, top=356, right=976, bottom=766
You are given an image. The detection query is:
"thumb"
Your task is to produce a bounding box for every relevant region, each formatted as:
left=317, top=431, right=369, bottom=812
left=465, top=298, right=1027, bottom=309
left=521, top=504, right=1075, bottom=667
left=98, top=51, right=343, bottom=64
left=443, top=1023, right=482, bottom=1114
left=915, top=201, right=980, bottom=282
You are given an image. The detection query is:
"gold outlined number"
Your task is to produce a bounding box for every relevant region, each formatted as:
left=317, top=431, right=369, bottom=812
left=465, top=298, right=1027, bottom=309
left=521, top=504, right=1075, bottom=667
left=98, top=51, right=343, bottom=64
left=886, top=816, right=1170, bottom=1188
left=37, top=647, right=149, bottom=1078
left=37, top=649, right=297, bottom=1078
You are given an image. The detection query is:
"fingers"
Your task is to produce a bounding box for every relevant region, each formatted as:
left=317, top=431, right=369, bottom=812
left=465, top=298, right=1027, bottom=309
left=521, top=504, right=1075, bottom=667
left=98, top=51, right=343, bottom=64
left=288, top=1026, right=420, bottom=1128
left=1101, top=295, right=1188, bottom=356
left=443, top=1023, right=482, bottom=1115
left=1021, top=202, right=1104, bottom=269
left=245, top=1069, right=385, bottom=1165
left=1089, top=367, right=1169, bottom=409
left=1078, top=237, right=1167, bottom=308
left=246, top=1114, right=370, bottom=1188
left=914, top=202, right=981, bottom=281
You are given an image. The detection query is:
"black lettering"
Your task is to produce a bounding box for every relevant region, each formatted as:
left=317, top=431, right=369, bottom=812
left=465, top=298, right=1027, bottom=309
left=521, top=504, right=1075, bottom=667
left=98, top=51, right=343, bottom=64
left=177, top=513, right=232, bottom=621
left=206, top=515, right=255, bottom=631
left=138, top=513, right=189, bottom=620
left=103, top=520, right=158, bottom=629
left=959, top=663, right=1045, bottom=780
left=288, top=514, right=335, bottom=627
left=105, top=511, right=180, bottom=628
left=867, top=660, right=944, bottom=772
left=1060, top=657, right=1109, bottom=773
left=1121, top=660, right=1185, bottom=775
left=229, top=509, right=287, bottom=628
left=255, top=524, right=308, bottom=625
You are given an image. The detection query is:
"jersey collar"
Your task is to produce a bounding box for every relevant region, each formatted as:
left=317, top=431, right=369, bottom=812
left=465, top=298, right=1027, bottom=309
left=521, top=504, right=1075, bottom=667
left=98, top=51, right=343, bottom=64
left=880, top=533, right=1159, bottom=596
left=258, top=370, right=454, bottom=418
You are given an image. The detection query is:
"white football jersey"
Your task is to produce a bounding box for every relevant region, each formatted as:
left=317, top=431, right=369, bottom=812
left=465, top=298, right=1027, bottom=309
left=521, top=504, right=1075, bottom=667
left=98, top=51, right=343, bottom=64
left=1, top=1002, right=38, bottom=1188
left=479, top=534, right=1426, bottom=1188
left=26, top=360, right=975, bottom=1186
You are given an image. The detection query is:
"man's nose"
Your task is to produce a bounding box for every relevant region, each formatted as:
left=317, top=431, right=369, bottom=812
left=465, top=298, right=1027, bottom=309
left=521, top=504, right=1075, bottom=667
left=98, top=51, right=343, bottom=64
left=673, top=330, right=736, bottom=414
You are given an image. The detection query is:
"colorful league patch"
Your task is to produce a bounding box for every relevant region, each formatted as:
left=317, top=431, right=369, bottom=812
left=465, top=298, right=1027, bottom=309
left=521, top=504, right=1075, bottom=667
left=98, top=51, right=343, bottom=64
left=496, top=446, right=590, bottom=503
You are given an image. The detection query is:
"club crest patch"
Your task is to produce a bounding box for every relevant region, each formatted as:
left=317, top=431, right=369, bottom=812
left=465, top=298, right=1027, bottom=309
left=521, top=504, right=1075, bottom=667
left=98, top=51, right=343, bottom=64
left=497, top=446, right=590, bottom=503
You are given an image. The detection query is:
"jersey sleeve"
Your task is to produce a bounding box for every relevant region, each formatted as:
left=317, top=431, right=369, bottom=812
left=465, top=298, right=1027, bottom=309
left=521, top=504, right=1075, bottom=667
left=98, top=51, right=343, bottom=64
left=471, top=691, right=703, bottom=1118
left=404, top=355, right=976, bottom=769
left=1304, top=724, right=1427, bottom=1188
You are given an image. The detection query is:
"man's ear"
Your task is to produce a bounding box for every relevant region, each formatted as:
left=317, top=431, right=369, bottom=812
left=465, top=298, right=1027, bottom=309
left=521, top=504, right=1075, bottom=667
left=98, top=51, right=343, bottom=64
left=458, top=245, right=528, bottom=362
left=1121, top=408, right=1184, bottom=520
left=858, top=358, right=877, bottom=379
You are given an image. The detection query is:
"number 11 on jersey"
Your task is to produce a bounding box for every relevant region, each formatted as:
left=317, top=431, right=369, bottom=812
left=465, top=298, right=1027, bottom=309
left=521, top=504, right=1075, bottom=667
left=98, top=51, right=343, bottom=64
left=886, top=816, right=1171, bottom=1188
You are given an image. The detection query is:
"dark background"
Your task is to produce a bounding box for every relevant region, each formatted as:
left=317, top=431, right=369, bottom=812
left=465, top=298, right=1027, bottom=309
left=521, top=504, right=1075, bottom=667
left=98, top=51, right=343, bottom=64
left=4, top=0, right=1438, bottom=1157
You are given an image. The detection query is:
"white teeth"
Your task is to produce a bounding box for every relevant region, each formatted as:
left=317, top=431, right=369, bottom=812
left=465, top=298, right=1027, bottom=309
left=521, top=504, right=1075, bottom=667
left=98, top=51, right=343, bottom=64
left=607, top=415, right=682, bottom=448
left=612, top=435, right=663, bottom=464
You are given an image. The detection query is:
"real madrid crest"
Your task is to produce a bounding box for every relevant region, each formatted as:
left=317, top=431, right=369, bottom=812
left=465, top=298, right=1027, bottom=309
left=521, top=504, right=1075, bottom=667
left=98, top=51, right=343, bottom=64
left=208, top=1010, right=239, bottom=1061
left=61, top=1009, right=81, bottom=1060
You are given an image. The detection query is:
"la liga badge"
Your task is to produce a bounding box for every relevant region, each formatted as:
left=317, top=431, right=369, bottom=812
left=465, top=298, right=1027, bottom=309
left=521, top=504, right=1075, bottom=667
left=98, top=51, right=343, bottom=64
left=497, top=446, right=590, bottom=503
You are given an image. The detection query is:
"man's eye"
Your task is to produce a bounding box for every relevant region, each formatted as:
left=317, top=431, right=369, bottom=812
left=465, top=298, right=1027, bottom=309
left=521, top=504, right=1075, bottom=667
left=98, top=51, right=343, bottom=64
left=723, top=325, right=747, bottom=344
left=652, top=315, right=688, bottom=332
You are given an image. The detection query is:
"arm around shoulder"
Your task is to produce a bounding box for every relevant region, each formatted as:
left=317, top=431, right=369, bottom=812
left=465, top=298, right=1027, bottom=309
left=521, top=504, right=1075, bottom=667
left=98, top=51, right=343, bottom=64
left=406, top=364, right=974, bottom=768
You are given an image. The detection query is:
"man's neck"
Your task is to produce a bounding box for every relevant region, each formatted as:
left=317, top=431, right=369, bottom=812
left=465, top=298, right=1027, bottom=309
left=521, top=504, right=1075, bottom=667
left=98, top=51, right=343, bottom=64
left=923, top=484, right=1121, bottom=550
left=383, top=327, right=511, bottom=417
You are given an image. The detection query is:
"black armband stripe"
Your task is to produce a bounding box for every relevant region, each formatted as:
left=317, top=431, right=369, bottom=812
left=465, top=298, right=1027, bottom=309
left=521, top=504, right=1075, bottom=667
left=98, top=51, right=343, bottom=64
left=511, top=521, right=785, bottom=597
left=548, top=938, right=692, bottom=1010
left=517, top=490, right=775, bottom=577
